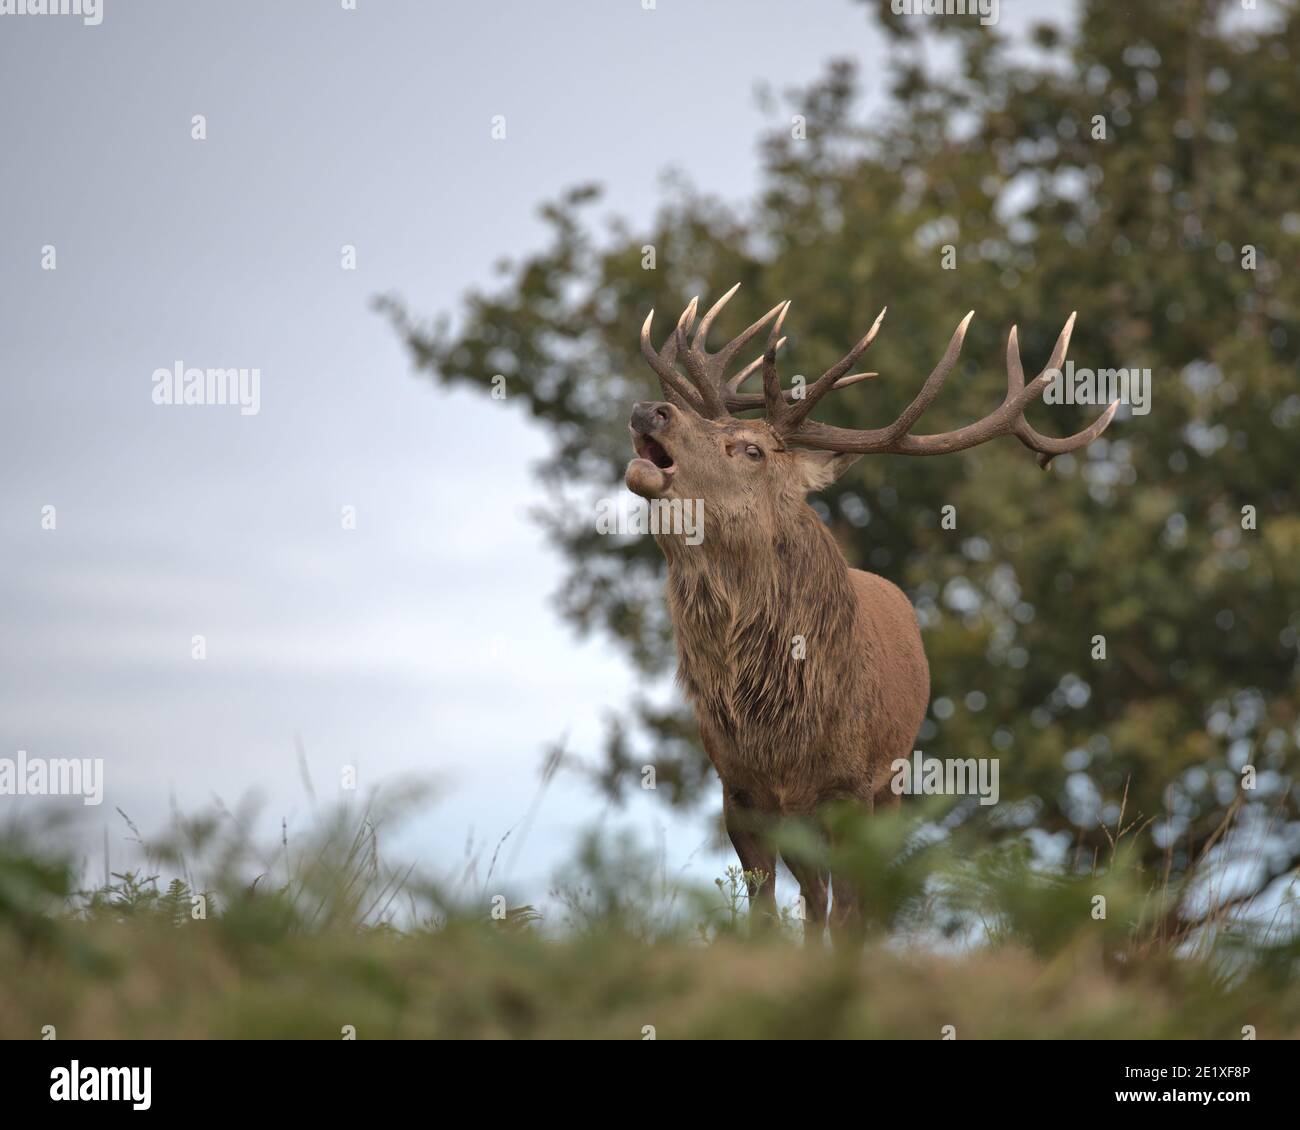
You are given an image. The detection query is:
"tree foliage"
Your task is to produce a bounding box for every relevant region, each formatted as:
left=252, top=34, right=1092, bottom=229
left=383, top=0, right=1299, bottom=895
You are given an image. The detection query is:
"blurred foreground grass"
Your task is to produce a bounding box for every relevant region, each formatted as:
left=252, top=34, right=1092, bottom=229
left=2, top=791, right=1297, bottom=1040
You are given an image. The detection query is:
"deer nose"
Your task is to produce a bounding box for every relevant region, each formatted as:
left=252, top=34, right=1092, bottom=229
left=631, top=401, right=672, bottom=435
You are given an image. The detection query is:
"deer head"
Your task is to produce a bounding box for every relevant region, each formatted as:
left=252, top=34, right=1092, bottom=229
left=626, top=284, right=1119, bottom=525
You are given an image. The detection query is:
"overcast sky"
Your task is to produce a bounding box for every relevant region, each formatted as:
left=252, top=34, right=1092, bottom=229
left=0, top=0, right=1082, bottom=904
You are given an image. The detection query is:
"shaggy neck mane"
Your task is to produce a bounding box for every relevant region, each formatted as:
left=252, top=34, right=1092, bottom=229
left=658, top=500, right=860, bottom=761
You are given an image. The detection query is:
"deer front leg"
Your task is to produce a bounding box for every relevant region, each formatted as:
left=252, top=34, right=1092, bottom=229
left=828, top=870, right=861, bottom=936
left=722, top=791, right=777, bottom=930
left=826, top=790, right=889, bottom=941
left=783, top=851, right=829, bottom=943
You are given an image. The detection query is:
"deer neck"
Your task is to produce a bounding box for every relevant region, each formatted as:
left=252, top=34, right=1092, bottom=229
left=657, top=502, right=858, bottom=752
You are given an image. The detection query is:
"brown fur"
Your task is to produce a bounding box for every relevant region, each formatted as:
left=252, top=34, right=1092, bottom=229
left=627, top=405, right=929, bottom=932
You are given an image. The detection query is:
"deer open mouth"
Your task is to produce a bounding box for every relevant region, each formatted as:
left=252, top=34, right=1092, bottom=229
left=626, top=430, right=677, bottom=498
left=632, top=433, right=676, bottom=473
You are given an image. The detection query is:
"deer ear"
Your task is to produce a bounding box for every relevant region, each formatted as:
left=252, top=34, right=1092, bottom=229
left=795, top=449, right=863, bottom=493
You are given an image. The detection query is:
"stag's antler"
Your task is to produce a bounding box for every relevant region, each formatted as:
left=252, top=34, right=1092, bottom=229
left=640, top=284, right=876, bottom=418
left=640, top=286, right=1118, bottom=468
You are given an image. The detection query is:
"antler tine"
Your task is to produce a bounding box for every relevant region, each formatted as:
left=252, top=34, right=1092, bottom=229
left=878, top=311, right=974, bottom=442
left=725, top=329, right=873, bottom=410
left=779, top=310, right=1117, bottom=464
left=714, top=301, right=791, bottom=373
left=783, top=307, right=888, bottom=429
left=659, top=287, right=792, bottom=419
left=829, top=371, right=878, bottom=389
left=729, top=355, right=874, bottom=393
left=692, top=282, right=741, bottom=350
left=678, top=295, right=700, bottom=337
left=725, top=338, right=788, bottom=393
left=640, top=309, right=706, bottom=413
left=724, top=364, right=877, bottom=411
left=760, top=302, right=792, bottom=420
left=1014, top=399, right=1121, bottom=468
left=672, top=296, right=731, bottom=416
left=730, top=298, right=883, bottom=418
left=671, top=295, right=701, bottom=375
left=1006, top=313, right=1075, bottom=399
left=1005, top=312, right=1114, bottom=468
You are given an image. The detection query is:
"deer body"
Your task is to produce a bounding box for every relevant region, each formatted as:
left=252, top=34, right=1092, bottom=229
left=659, top=507, right=928, bottom=815
left=626, top=285, right=1116, bottom=932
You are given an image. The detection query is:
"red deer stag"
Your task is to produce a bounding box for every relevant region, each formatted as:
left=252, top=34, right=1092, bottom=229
left=625, top=285, right=1117, bottom=934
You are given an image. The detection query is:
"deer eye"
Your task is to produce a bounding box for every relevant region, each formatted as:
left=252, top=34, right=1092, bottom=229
left=745, top=444, right=763, bottom=460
